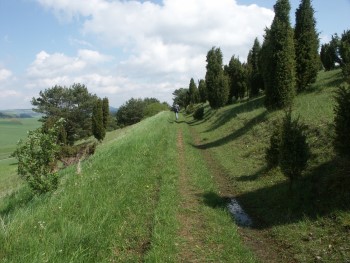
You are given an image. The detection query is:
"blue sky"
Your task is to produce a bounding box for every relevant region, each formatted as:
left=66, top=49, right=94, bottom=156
left=0, top=0, right=349, bottom=109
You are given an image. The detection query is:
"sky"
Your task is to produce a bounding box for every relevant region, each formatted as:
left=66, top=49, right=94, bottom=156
left=0, top=0, right=349, bottom=109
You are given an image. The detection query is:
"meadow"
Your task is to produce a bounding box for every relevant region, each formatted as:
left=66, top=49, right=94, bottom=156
left=0, top=69, right=349, bottom=262
left=0, top=118, right=41, bottom=197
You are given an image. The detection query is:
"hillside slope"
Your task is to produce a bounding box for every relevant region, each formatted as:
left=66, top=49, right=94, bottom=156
left=188, top=69, right=349, bottom=262
left=0, top=112, right=257, bottom=262
left=1, top=69, right=348, bottom=262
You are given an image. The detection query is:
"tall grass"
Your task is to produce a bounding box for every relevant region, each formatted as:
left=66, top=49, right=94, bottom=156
left=0, top=113, right=177, bottom=262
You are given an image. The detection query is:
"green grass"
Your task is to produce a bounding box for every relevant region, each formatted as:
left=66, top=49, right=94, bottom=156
left=0, top=112, right=255, bottom=262
left=0, top=118, right=41, bottom=198
left=0, top=118, right=41, bottom=160
left=188, top=69, right=350, bottom=262
left=1, top=69, right=348, bottom=262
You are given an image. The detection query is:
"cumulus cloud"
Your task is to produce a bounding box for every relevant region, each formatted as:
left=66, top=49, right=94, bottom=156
left=0, top=68, right=12, bottom=81
left=33, top=0, right=274, bottom=106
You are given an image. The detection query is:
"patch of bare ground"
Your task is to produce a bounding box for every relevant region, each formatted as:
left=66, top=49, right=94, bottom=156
left=188, top=126, right=297, bottom=263
left=176, top=128, right=209, bottom=263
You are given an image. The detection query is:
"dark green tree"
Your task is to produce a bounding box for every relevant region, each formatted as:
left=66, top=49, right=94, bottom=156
left=333, top=82, right=350, bottom=156
left=247, top=38, right=264, bottom=97
left=92, top=99, right=105, bottom=141
left=225, top=55, right=248, bottom=100
left=198, top=79, right=207, bottom=103
left=279, top=110, right=309, bottom=184
left=31, top=84, right=98, bottom=145
left=116, top=98, right=145, bottom=127
left=102, top=97, right=109, bottom=130
left=188, top=78, right=200, bottom=104
left=339, top=30, right=350, bottom=81
left=261, top=0, right=296, bottom=110
left=294, top=0, right=320, bottom=92
left=172, top=88, right=190, bottom=109
left=320, top=34, right=341, bottom=71
left=205, top=47, right=229, bottom=108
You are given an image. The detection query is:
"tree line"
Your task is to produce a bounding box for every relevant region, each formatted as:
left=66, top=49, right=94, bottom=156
left=12, top=82, right=169, bottom=194
left=173, top=0, right=350, bottom=184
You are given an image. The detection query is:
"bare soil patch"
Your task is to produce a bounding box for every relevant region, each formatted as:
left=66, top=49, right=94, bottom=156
left=176, top=128, right=209, bottom=262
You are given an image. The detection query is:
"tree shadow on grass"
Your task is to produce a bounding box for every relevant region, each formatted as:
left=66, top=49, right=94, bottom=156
left=206, top=96, right=265, bottom=132
left=198, top=158, right=350, bottom=230
left=193, top=110, right=268, bottom=150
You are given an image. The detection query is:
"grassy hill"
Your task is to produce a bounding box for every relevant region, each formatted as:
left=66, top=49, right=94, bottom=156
left=0, top=69, right=349, bottom=262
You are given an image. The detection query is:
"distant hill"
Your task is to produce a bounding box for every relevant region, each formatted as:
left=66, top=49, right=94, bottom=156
left=109, top=106, right=118, bottom=113
left=0, top=109, right=42, bottom=118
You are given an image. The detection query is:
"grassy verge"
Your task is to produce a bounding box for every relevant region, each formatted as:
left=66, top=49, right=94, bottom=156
left=0, top=113, right=176, bottom=262
left=188, top=69, right=350, bottom=262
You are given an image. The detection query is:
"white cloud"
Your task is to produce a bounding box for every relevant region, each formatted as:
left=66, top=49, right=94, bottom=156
left=32, top=0, right=274, bottom=107
left=0, top=68, right=12, bottom=81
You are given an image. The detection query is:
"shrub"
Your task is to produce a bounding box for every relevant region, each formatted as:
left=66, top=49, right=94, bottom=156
left=265, top=121, right=282, bottom=169
left=334, top=83, right=350, bottom=156
left=193, top=106, right=205, bottom=120
left=11, top=119, right=65, bottom=194
left=186, top=104, right=195, bottom=114
left=279, top=110, right=310, bottom=183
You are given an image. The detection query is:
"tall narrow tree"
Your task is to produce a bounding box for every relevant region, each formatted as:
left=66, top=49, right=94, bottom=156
left=261, top=0, right=296, bottom=110
left=294, top=0, right=319, bottom=92
left=92, top=99, right=105, bottom=141
left=198, top=79, right=207, bottom=103
left=225, top=56, right=247, bottom=100
left=102, top=97, right=109, bottom=129
left=248, top=38, right=264, bottom=97
left=188, top=78, right=200, bottom=104
left=205, top=47, right=229, bottom=108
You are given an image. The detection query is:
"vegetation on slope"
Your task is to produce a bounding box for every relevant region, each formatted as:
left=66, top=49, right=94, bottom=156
left=189, top=69, right=349, bottom=262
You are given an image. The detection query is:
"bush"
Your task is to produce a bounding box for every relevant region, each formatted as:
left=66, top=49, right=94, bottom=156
left=11, top=119, right=64, bottom=194
left=279, top=110, right=310, bottom=183
left=186, top=104, right=195, bottom=114
left=193, top=106, right=205, bottom=120
left=334, top=83, right=350, bottom=156
left=265, top=121, right=282, bottom=169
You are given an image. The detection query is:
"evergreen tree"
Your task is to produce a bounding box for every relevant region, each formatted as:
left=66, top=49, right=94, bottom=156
left=188, top=78, right=200, bottom=104
left=333, top=81, right=350, bottom=156
left=92, top=99, right=105, bottom=141
left=205, top=47, right=229, bottom=108
left=248, top=38, right=264, bottom=97
left=198, top=79, right=207, bottom=103
left=279, top=110, right=309, bottom=184
left=102, top=97, right=109, bottom=129
left=225, top=56, right=247, bottom=100
left=294, top=0, right=319, bottom=92
left=261, top=0, right=296, bottom=110
left=339, top=30, right=350, bottom=81
left=320, top=34, right=341, bottom=71
left=31, top=84, right=98, bottom=145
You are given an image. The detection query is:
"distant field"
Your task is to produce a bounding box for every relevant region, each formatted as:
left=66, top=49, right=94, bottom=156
left=0, top=117, right=41, bottom=160
left=0, top=117, right=41, bottom=197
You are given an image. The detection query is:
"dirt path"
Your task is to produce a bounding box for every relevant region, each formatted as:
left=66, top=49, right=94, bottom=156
left=188, top=126, right=296, bottom=263
left=176, top=128, right=208, bottom=263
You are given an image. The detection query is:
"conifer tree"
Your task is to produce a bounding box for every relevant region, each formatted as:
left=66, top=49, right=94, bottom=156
left=92, top=99, right=105, bottom=141
left=261, top=0, right=296, bottom=110
left=205, top=47, right=229, bottom=108
left=294, top=0, right=319, bottom=92
left=225, top=56, right=247, bottom=100
left=198, top=79, right=207, bottom=103
left=339, top=30, right=350, bottom=81
left=102, top=97, right=109, bottom=129
left=247, top=38, right=264, bottom=97
left=188, top=78, right=200, bottom=104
